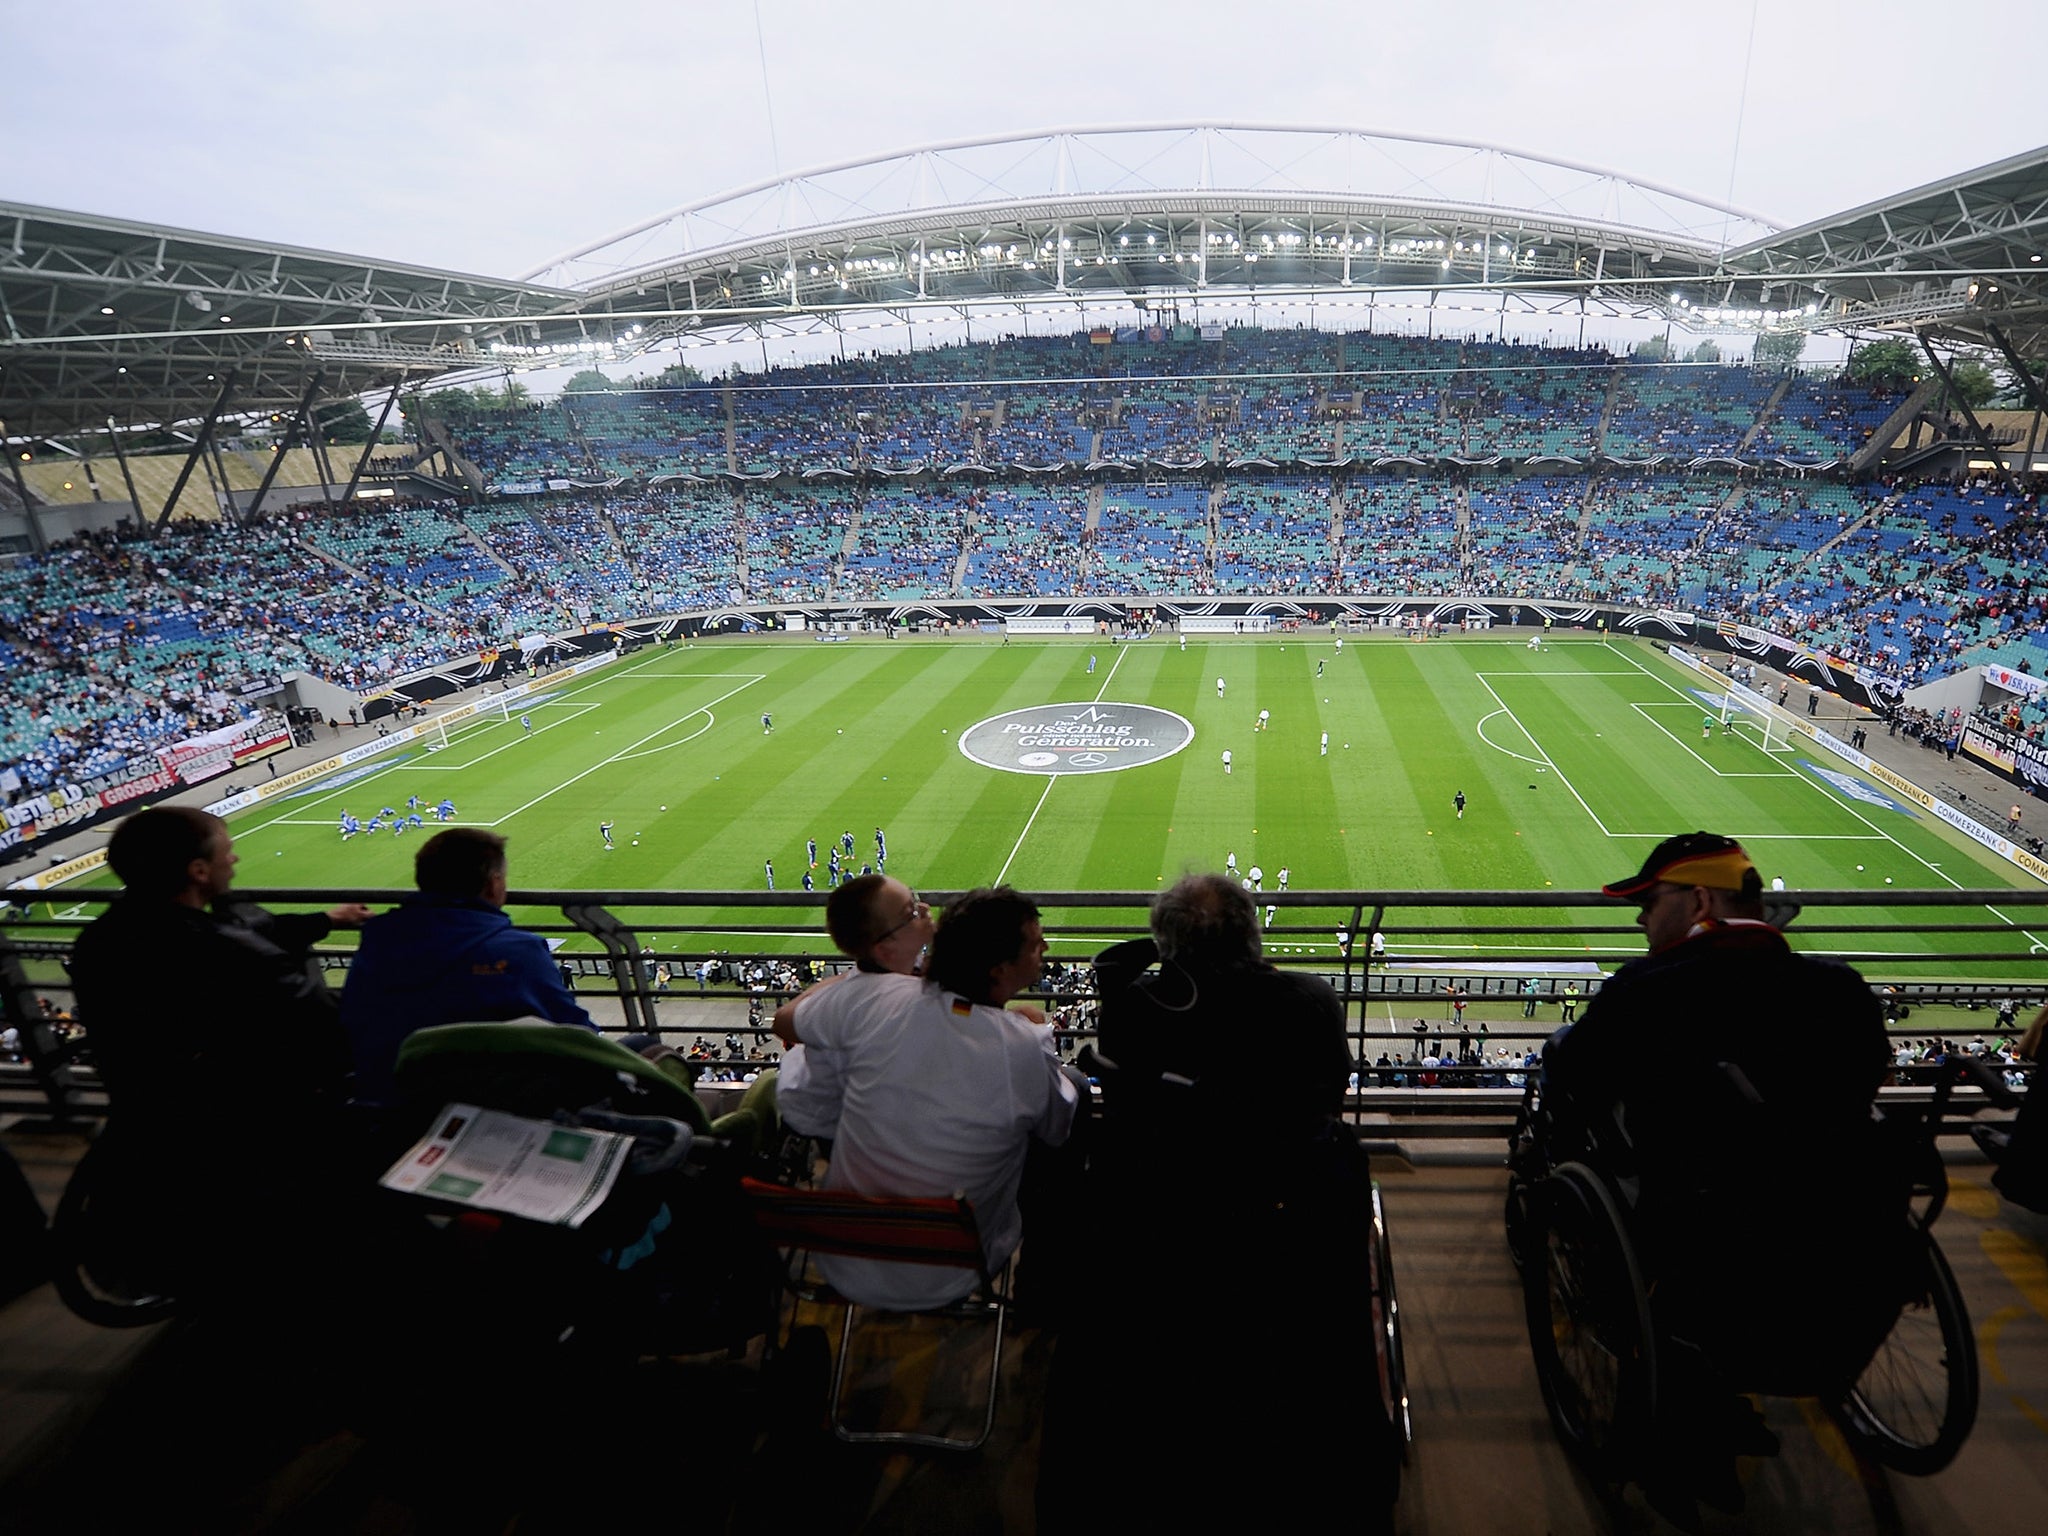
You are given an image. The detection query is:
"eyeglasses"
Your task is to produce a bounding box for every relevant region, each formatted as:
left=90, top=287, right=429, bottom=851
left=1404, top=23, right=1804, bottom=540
left=875, top=892, right=928, bottom=943
left=1638, top=884, right=1696, bottom=913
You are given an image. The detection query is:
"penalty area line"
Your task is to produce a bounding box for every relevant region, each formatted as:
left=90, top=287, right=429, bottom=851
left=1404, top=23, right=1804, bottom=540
left=490, top=678, right=762, bottom=825
left=1473, top=672, right=1614, bottom=837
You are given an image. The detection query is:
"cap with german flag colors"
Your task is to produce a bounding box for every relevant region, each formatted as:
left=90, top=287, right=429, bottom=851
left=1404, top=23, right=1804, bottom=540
left=1601, top=831, right=1759, bottom=900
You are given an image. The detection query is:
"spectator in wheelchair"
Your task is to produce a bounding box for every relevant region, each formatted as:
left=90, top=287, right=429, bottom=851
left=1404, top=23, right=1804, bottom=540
left=339, top=827, right=595, bottom=1109
left=69, top=807, right=371, bottom=1292
left=1037, top=874, right=1397, bottom=1530
left=771, top=885, right=1080, bottom=1309
left=1091, top=871, right=1351, bottom=1147
left=74, top=806, right=369, bottom=1124
left=771, top=873, right=934, bottom=1141
left=1541, top=831, right=1910, bottom=1502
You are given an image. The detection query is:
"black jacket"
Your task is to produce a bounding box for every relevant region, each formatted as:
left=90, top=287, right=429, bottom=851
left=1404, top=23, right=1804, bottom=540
left=71, top=895, right=345, bottom=1122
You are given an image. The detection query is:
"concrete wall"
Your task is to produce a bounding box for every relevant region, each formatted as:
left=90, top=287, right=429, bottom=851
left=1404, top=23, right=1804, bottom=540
left=282, top=671, right=363, bottom=726
left=1904, top=669, right=1986, bottom=718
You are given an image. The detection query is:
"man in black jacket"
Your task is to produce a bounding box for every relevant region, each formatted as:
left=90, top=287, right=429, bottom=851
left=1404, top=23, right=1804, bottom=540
left=1545, top=831, right=1889, bottom=1151
left=72, top=807, right=367, bottom=1121
left=69, top=807, right=369, bottom=1295
left=1544, top=831, right=1899, bottom=1511
left=1093, top=872, right=1349, bottom=1145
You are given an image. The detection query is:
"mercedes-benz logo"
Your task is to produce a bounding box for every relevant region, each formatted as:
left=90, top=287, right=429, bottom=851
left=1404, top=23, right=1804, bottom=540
left=1068, top=752, right=1108, bottom=766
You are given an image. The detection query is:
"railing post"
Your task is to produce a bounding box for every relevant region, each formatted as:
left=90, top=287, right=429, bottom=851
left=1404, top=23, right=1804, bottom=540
left=560, top=901, right=661, bottom=1036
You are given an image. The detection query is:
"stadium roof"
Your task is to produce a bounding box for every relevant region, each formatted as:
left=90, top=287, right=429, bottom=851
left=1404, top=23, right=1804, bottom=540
left=5, top=129, right=2046, bottom=446
left=0, top=202, right=616, bottom=441
left=1722, top=143, right=2048, bottom=359
left=523, top=124, right=1784, bottom=334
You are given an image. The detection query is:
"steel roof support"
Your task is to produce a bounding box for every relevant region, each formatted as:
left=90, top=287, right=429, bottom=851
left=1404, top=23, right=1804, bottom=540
left=338, top=382, right=402, bottom=508
left=1985, top=324, right=2048, bottom=415
left=151, top=368, right=235, bottom=537
left=242, top=369, right=325, bottom=523
left=103, top=416, right=143, bottom=530
left=305, top=402, right=337, bottom=505
left=1984, top=323, right=2048, bottom=471
left=0, top=417, right=41, bottom=553
left=1915, top=335, right=2018, bottom=491
left=205, top=430, right=240, bottom=528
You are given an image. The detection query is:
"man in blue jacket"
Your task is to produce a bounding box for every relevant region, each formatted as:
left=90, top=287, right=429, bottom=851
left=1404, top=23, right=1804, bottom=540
left=341, top=827, right=595, bottom=1106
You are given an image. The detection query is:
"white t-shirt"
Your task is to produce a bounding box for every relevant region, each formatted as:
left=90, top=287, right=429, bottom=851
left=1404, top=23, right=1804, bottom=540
left=794, top=972, right=1078, bottom=1309
left=779, top=972, right=903, bottom=1140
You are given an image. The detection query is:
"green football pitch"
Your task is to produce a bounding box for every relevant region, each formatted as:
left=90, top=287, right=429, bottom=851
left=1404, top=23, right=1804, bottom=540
left=85, top=633, right=2045, bottom=975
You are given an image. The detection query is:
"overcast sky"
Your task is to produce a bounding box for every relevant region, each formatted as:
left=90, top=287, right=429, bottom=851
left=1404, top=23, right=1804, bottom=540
left=6, top=0, right=2041, bottom=283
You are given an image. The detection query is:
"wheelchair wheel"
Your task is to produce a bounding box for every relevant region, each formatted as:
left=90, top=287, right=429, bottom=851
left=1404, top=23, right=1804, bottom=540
left=1503, top=1079, right=1552, bottom=1274
left=1504, top=1176, right=1533, bottom=1274
left=48, top=1134, right=180, bottom=1329
left=1522, top=1161, right=1656, bottom=1476
left=1369, top=1181, right=1412, bottom=1458
left=1831, top=1219, right=1977, bottom=1476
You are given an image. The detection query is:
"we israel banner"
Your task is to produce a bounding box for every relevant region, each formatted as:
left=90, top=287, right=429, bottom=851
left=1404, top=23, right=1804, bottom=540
left=1984, top=662, right=2046, bottom=698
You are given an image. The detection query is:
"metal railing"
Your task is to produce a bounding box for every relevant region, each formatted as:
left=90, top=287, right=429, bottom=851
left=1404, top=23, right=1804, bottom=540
left=5, top=887, right=2041, bottom=1137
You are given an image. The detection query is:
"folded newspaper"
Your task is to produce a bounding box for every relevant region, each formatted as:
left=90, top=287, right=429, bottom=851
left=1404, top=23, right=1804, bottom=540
left=380, top=1103, right=631, bottom=1228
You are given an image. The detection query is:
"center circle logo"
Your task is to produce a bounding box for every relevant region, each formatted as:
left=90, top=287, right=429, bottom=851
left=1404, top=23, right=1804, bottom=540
left=957, top=701, right=1195, bottom=777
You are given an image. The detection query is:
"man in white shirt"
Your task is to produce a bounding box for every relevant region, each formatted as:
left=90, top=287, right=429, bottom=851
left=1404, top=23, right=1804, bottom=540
left=773, top=873, right=933, bottom=1141
left=774, top=886, right=1080, bottom=1308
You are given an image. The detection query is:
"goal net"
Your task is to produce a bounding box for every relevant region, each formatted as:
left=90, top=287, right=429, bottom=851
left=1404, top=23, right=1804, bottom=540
left=1717, top=682, right=1797, bottom=754
left=425, top=691, right=520, bottom=753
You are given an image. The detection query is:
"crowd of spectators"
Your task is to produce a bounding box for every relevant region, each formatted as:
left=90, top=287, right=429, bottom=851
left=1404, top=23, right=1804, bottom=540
left=467, top=329, right=1899, bottom=489
left=0, top=327, right=2032, bottom=800
left=7, top=463, right=2042, bottom=801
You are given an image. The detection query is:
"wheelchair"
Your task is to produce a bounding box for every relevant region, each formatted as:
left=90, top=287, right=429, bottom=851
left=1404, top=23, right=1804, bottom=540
left=1078, top=1041, right=1411, bottom=1484
left=46, top=1122, right=184, bottom=1328
left=1505, top=1060, right=1977, bottom=1485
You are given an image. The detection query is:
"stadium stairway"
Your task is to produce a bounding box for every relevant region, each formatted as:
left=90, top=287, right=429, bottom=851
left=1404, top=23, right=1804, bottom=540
left=1850, top=378, right=1946, bottom=478
left=1576, top=470, right=1602, bottom=536
left=459, top=520, right=521, bottom=578
left=1591, top=365, right=1626, bottom=457
left=1737, top=376, right=1795, bottom=455
left=1815, top=501, right=1884, bottom=558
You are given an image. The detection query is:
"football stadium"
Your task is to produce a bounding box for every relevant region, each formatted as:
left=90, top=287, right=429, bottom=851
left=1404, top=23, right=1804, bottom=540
left=3, top=40, right=2047, bottom=1536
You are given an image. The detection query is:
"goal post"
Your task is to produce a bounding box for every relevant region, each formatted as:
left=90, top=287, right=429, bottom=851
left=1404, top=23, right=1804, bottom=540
left=422, top=691, right=518, bottom=754
left=1718, top=680, right=1796, bottom=754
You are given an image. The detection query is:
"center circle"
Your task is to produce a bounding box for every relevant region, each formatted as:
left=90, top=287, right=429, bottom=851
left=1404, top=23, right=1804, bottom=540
left=958, top=701, right=1196, bottom=777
